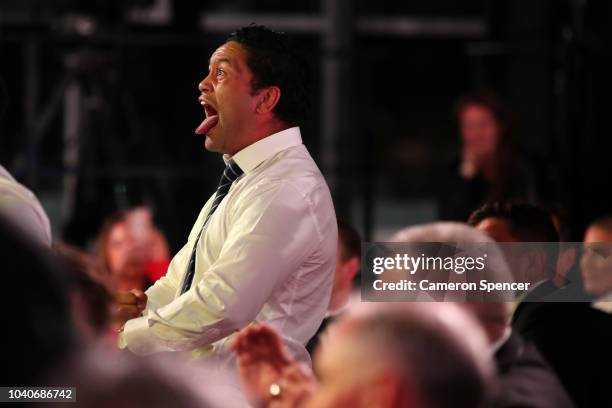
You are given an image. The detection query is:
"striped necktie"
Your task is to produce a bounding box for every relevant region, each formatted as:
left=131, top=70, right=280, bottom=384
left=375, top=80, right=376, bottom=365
left=180, top=160, right=243, bottom=294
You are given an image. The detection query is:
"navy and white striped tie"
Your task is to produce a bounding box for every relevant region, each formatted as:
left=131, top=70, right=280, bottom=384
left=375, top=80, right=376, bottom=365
left=180, top=160, right=243, bottom=294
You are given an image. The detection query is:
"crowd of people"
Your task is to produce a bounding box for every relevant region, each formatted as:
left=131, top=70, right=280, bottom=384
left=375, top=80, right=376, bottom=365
left=2, top=24, right=612, bottom=408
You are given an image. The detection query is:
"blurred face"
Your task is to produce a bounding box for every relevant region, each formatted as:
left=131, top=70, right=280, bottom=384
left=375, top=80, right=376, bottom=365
left=476, top=217, right=550, bottom=283
left=307, top=324, right=402, bottom=408
left=460, top=104, right=501, bottom=161
left=197, top=41, right=258, bottom=155
left=107, top=222, right=130, bottom=274
left=106, top=222, right=145, bottom=291
left=581, top=226, right=612, bottom=295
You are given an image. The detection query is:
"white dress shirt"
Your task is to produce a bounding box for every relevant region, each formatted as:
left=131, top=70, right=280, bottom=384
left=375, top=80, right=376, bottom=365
left=0, top=165, right=52, bottom=246
left=121, top=127, right=337, bottom=369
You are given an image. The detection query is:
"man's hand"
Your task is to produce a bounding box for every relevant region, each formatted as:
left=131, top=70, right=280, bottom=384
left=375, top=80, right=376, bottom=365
left=115, top=289, right=147, bottom=327
left=269, top=363, right=317, bottom=408
left=232, top=324, right=292, bottom=406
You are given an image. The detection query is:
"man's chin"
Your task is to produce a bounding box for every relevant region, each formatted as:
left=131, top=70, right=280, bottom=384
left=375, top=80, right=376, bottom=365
left=204, top=134, right=222, bottom=152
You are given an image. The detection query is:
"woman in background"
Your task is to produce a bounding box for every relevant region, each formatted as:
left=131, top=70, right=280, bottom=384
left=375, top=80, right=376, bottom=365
left=438, top=92, right=536, bottom=221
left=97, top=207, right=170, bottom=293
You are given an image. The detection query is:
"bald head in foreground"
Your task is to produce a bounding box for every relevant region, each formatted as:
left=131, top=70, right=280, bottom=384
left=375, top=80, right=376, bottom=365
left=234, top=301, right=494, bottom=408
left=392, top=222, right=574, bottom=408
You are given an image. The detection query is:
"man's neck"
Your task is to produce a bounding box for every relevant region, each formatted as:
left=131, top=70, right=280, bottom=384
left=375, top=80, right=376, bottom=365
left=227, top=120, right=290, bottom=156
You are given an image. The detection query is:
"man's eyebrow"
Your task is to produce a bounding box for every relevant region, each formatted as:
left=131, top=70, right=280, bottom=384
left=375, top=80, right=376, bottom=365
left=208, top=56, right=232, bottom=66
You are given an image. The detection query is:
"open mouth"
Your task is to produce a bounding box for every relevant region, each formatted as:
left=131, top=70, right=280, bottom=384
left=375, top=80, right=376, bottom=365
left=195, top=102, right=219, bottom=135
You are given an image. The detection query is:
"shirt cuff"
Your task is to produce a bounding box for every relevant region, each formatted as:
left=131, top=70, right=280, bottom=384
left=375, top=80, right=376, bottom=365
left=121, top=315, right=169, bottom=355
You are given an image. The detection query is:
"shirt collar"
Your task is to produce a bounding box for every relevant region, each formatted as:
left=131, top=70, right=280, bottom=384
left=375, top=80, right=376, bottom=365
left=222, top=127, right=302, bottom=173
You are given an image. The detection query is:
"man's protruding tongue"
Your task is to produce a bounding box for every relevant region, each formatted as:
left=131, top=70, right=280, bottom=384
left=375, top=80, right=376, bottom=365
left=195, top=114, right=218, bottom=135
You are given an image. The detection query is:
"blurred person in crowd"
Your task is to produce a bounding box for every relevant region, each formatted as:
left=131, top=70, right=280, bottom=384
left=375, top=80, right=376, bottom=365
left=233, top=302, right=494, bottom=408
left=393, top=222, right=574, bottom=408
left=51, top=345, right=222, bottom=408
left=116, top=25, right=336, bottom=404
left=468, top=201, right=559, bottom=295
left=97, top=207, right=170, bottom=292
left=0, top=215, right=78, bottom=386
left=582, top=216, right=612, bottom=313
left=550, top=206, right=582, bottom=291
left=0, top=164, right=52, bottom=246
left=55, top=244, right=115, bottom=341
left=470, top=201, right=612, bottom=407
left=306, top=220, right=360, bottom=354
left=439, top=92, right=536, bottom=221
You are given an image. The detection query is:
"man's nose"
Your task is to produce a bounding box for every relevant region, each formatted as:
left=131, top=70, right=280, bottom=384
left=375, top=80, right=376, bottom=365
left=198, top=74, right=212, bottom=93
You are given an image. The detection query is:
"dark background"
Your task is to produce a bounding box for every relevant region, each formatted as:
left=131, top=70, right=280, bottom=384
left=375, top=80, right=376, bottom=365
left=1, top=0, right=611, bottom=250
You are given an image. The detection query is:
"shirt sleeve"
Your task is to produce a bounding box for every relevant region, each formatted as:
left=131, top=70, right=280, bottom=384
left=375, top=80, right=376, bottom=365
left=141, top=245, right=184, bottom=312
left=121, top=181, right=322, bottom=355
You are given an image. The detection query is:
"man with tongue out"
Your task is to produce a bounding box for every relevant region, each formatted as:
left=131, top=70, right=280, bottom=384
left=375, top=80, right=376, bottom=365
left=117, top=23, right=338, bottom=396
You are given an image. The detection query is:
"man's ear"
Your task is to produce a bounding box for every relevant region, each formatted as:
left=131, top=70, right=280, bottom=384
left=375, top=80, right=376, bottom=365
left=345, top=256, right=360, bottom=283
left=256, top=86, right=281, bottom=114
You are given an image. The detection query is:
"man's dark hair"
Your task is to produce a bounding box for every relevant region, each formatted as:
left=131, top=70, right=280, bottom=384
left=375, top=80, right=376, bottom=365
left=338, top=219, right=361, bottom=261
left=227, top=24, right=311, bottom=127
left=467, top=201, right=559, bottom=243
left=549, top=204, right=572, bottom=241
left=469, top=201, right=559, bottom=280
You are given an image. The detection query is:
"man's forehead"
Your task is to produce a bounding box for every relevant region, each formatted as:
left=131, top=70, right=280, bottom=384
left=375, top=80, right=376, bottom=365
left=585, top=225, right=612, bottom=242
left=209, top=41, right=246, bottom=65
left=476, top=217, right=518, bottom=242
